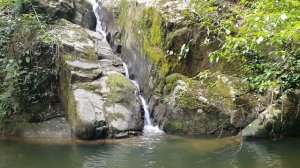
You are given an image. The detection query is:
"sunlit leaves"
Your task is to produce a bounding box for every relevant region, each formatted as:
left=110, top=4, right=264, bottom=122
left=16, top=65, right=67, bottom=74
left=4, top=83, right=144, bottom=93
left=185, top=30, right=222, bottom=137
left=210, top=0, right=300, bottom=94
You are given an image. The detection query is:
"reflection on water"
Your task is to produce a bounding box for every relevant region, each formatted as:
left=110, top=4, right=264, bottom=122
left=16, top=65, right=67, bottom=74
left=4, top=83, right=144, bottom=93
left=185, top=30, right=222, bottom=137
left=0, top=135, right=300, bottom=168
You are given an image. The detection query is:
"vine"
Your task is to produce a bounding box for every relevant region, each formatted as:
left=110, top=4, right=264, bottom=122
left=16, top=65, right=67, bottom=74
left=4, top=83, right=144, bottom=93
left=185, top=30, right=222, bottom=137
left=0, top=0, right=57, bottom=125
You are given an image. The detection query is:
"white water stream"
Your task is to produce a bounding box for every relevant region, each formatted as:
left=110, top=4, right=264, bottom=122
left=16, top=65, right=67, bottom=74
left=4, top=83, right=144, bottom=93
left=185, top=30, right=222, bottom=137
left=122, top=63, right=164, bottom=135
left=89, top=0, right=164, bottom=135
left=87, top=0, right=107, bottom=39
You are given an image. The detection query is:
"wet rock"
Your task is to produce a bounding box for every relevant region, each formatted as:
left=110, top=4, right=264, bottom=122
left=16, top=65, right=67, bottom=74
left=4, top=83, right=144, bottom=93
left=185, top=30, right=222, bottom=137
left=240, top=118, right=267, bottom=139
left=114, top=131, right=129, bottom=138
left=73, top=0, right=97, bottom=30
left=113, top=43, right=122, bottom=54
left=21, top=117, right=71, bottom=139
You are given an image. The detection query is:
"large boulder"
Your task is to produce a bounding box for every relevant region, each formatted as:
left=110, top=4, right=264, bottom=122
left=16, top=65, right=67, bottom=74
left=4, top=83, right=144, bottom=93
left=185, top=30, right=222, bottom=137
left=50, top=19, right=142, bottom=139
left=35, top=0, right=97, bottom=30
left=159, top=74, right=261, bottom=135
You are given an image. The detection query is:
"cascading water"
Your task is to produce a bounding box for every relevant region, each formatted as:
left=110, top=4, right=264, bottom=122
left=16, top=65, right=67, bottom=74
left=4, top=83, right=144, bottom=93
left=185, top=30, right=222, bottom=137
left=89, top=0, right=164, bottom=135
left=87, top=0, right=107, bottom=39
left=122, top=63, right=164, bottom=135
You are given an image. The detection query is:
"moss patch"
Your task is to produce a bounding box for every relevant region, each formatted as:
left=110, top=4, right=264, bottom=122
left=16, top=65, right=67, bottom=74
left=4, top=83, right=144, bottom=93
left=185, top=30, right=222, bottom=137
left=107, top=74, right=135, bottom=107
left=138, top=7, right=171, bottom=77
left=119, top=0, right=130, bottom=31
left=165, top=73, right=187, bottom=94
left=74, top=83, right=100, bottom=92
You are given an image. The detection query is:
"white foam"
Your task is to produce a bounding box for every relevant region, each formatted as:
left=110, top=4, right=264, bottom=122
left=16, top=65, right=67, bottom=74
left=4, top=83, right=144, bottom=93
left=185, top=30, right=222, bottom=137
left=123, top=62, right=130, bottom=79
left=143, top=125, right=165, bottom=136
left=88, top=0, right=165, bottom=136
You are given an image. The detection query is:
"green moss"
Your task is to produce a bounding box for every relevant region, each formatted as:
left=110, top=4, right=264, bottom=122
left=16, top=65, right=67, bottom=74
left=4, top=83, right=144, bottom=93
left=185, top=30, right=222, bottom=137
left=160, top=63, right=171, bottom=76
left=119, top=0, right=130, bottom=30
left=61, top=49, right=97, bottom=64
left=149, top=11, right=163, bottom=46
left=107, top=74, right=135, bottom=106
left=83, top=46, right=98, bottom=62
left=167, top=120, right=184, bottom=132
left=166, top=73, right=187, bottom=85
left=139, top=7, right=171, bottom=76
left=84, top=85, right=97, bottom=92
left=62, top=54, right=76, bottom=62
left=164, top=73, right=187, bottom=94
left=178, top=90, right=203, bottom=110
left=210, top=78, right=235, bottom=110
left=76, top=83, right=99, bottom=92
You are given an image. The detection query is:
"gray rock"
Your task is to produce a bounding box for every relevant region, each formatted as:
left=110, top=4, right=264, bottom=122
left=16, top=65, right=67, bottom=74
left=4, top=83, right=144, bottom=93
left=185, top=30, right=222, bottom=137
left=99, top=74, right=142, bottom=134
left=21, top=117, right=71, bottom=139
left=54, top=19, right=142, bottom=139
left=114, top=131, right=129, bottom=138
left=36, top=0, right=97, bottom=30
left=99, top=59, right=124, bottom=76
left=240, top=118, right=266, bottom=139
left=72, top=89, right=107, bottom=139
left=81, top=9, right=97, bottom=30
left=35, top=0, right=75, bottom=20
left=48, top=19, right=98, bottom=61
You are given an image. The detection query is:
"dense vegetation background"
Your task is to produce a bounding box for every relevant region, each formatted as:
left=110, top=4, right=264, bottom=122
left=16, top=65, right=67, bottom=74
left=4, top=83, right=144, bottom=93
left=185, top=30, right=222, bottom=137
left=1, top=0, right=300, bottom=136
left=0, top=0, right=57, bottom=125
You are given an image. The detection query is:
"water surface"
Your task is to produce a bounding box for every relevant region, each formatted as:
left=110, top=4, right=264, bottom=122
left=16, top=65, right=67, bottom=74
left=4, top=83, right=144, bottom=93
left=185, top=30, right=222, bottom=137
left=0, top=135, right=299, bottom=168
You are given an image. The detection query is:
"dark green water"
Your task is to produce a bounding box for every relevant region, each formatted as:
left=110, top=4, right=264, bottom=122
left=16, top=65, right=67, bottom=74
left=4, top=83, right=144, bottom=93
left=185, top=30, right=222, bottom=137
left=0, top=135, right=299, bottom=168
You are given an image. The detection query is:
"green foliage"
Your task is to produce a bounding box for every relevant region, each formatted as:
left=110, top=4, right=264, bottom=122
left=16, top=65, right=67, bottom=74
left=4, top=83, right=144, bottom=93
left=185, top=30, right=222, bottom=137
left=204, top=0, right=300, bottom=94
left=179, top=40, right=192, bottom=60
left=0, top=0, right=57, bottom=123
left=191, top=0, right=236, bottom=43
left=0, top=59, right=20, bottom=120
left=119, top=0, right=129, bottom=31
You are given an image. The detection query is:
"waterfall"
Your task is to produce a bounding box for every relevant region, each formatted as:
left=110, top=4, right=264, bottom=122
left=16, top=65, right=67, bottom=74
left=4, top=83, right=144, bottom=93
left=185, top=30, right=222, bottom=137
left=87, top=0, right=107, bottom=39
left=122, top=62, right=129, bottom=79
left=89, top=0, right=164, bottom=135
left=122, top=64, right=164, bottom=135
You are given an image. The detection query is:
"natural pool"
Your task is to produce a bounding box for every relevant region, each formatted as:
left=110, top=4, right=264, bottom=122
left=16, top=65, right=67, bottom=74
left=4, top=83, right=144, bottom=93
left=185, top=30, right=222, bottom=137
left=0, top=135, right=299, bottom=168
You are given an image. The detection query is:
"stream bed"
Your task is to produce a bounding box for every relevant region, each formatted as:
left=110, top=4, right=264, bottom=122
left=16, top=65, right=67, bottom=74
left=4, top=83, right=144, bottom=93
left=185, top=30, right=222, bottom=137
left=0, top=135, right=299, bottom=168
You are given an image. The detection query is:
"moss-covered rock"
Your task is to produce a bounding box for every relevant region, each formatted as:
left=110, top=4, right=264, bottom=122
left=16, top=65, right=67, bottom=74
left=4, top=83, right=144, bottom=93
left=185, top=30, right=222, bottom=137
left=53, top=19, right=142, bottom=139
left=97, top=74, right=142, bottom=134
left=49, top=19, right=98, bottom=62
left=106, top=74, right=136, bottom=106
left=163, top=78, right=234, bottom=135
left=102, top=0, right=300, bottom=138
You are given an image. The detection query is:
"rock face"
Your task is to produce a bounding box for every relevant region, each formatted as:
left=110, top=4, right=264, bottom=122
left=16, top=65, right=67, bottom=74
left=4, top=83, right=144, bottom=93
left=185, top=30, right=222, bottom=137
left=20, top=117, right=72, bottom=140
left=50, top=19, right=142, bottom=139
left=35, top=0, right=97, bottom=30
left=30, top=0, right=300, bottom=139
left=100, top=0, right=270, bottom=136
